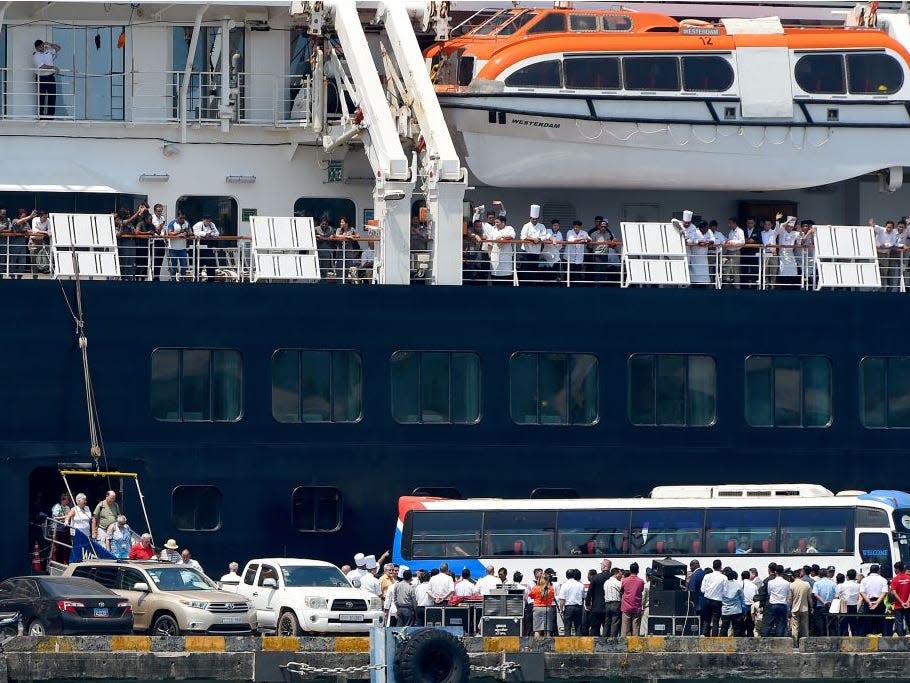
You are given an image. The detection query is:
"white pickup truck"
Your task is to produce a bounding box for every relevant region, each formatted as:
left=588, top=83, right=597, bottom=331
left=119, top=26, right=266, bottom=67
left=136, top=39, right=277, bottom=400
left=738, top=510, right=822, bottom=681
left=234, top=558, right=383, bottom=635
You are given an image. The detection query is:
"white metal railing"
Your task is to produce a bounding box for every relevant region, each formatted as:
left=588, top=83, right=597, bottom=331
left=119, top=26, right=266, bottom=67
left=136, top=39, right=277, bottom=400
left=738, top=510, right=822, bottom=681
left=1, top=67, right=314, bottom=125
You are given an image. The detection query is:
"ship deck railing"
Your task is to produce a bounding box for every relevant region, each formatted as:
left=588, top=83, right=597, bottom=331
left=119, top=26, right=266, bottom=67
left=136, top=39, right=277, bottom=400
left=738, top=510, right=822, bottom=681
left=0, top=68, right=329, bottom=127
left=2, top=233, right=906, bottom=290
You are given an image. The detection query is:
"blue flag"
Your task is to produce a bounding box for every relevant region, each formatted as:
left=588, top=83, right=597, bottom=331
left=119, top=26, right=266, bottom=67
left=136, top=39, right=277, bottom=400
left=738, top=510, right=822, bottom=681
left=69, top=529, right=117, bottom=562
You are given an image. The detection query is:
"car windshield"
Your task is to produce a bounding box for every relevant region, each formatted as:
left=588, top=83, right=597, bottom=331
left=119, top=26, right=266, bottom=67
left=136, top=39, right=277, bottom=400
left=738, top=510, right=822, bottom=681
left=146, top=567, right=217, bottom=591
left=281, top=565, right=351, bottom=588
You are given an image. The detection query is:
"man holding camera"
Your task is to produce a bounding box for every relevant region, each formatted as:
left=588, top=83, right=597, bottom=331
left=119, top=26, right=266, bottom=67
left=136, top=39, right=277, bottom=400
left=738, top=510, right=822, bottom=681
left=165, top=210, right=191, bottom=280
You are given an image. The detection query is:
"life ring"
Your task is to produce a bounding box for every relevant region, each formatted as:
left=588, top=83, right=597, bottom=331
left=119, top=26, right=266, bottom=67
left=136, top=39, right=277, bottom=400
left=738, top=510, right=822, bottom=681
left=394, top=628, right=470, bottom=683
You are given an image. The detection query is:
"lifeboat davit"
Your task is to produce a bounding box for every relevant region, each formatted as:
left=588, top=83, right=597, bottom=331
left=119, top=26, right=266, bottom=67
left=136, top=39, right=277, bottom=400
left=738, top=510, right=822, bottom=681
left=427, top=4, right=910, bottom=191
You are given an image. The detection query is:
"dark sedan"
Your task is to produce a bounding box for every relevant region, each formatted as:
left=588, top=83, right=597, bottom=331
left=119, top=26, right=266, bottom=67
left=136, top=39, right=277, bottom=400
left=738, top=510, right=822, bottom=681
left=0, top=576, right=133, bottom=635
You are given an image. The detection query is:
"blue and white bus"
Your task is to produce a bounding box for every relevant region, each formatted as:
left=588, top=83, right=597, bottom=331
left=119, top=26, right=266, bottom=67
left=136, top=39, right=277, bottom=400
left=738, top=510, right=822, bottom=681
left=393, top=484, right=910, bottom=579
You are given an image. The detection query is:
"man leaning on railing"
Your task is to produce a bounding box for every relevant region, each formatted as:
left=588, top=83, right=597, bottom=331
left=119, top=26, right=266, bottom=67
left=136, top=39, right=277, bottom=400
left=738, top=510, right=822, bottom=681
left=33, top=39, right=61, bottom=118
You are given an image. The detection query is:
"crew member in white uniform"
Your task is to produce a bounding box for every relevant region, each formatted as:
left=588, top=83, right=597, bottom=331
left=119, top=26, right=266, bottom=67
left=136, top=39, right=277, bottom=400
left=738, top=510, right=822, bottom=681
left=519, top=204, right=545, bottom=284
left=564, top=221, right=590, bottom=282
left=774, top=214, right=803, bottom=286
left=488, top=215, right=516, bottom=283
left=359, top=555, right=381, bottom=596
left=724, top=217, right=745, bottom=286
left=347, top=553, right=366, bottom=583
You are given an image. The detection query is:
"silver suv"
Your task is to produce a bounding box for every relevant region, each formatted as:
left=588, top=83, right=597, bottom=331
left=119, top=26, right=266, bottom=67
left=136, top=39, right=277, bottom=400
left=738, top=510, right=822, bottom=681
left=63, top=560, right=256, bottom=636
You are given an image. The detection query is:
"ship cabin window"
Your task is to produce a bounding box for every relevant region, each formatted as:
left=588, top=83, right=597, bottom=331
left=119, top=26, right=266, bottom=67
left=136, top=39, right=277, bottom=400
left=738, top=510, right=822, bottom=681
left=564, top=57, right=621, bottom=90
left=176, top=196, right=238, bottom=236
left=292, top=486, right=342, bottom=532
left=495, top=11, right=539, bottom=36
left=705, top=508, right=779, bottom=554
left=745, top=355, right=832, bottom=428
left=623, top=56, right=681, bottom=91
left=527, top=12, right=568, bottom=35
left=682, top=56, right=734, bottom=92
left=603, top=15, right=633, bottom=31
left=390, top=351, right=481, bottom=424
left=510, top=352, right=598, bottom=426
left=628, top=354, right=716, bottom=427
left=794, top=54, right=846, bottom=95
left=271, top=349, right=362, bottom=423
left=847, top=53, right=904, bottom=95
left=504, top=60, right=562, bottom=88
left=293, top=198, right=356, bottom=227
left=405, top=511, right=482, bottom=559
left=860, top=356, right=910, bottom=428
left=172, top=485, right=222, bottom=531
left=151, top=348, right=243, bottom=422
left=569, top=15, right=598, bottom=32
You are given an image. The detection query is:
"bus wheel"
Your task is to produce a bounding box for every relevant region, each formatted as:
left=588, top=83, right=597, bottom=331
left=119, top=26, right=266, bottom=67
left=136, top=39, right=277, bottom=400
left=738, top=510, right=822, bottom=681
left=394, top=628, right=469, bottom=683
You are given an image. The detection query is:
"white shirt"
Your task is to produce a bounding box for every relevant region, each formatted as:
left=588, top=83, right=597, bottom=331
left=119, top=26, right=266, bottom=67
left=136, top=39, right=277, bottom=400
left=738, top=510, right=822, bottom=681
left=557, top=578, right=585, bottom=606
left=152, top=213, right=167, bottom=235
left=415, top=582, right=433, bottom=607
left=428, top=573, right=455, bottom=602
left=474, top=574, right=501, bottom=596
left=33, top=47, right=57, bottom=71
left=481, top=221, right=496, bottom=253
left=701, top=571, right=727, bottom=602
left=166, top=219, right=190, bottom=250
left=540, top=228, right=562, bottom=265
left=838, top=580, right=862, bottom=606
left=179, top=558, right=204, bottom=574
left=219, top=571, right=241, bottom=591
left=742, top=579, right=758, bottom=605
left=767, top=576, right=791, bottom=605
left=520, top=220, right=545, bottom=254
left=488, top=225, right=516, bottom=277
left=860, top=573, right=889, bottom=600
left=454, top=579, right=477, bottom=597
left=605, top=576, right=623, bottom=603
left=760, top=229, right=777, bottom=246
left=873, top=224, right=899, bottom=249
left=359, top=571, right=381, bottom=597
left=192, top=220, right=220, bottom=238
left=31, top=217, right=49, bottom=234
left=346, top=567, right=365, bottom=582
left=564, top=229, right=589, bottom=264
left=726, top=226, right=745, bottom=247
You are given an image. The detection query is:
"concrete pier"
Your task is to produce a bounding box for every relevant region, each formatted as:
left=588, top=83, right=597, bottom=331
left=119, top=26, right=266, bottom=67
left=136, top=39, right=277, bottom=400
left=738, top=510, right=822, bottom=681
left=2, top=635, right=910, bottom=681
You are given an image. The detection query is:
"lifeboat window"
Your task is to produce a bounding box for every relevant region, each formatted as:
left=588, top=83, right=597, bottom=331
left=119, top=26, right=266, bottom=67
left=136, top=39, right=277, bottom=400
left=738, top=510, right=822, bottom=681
left=458, top=57, right=475, bottom=86
left=603, top=15, right=633, bottom=31
left=496, top=11, right=538, bottom=36
left=504, top=60, right=562, bottom=88
left=569, top=14, right=597, bottom=32
left=847, top=53, right=904, bottom=95
left=475, top=11, right=518, bottom=36
left=794, top=54, right=845, bottom=94
left=623, top=56, right=680, bottom=91
left=682, top=56, right=734, bottom=92
left=564, top=57, right=621, bottom=90
left=527, top=12, right=568, bottom=35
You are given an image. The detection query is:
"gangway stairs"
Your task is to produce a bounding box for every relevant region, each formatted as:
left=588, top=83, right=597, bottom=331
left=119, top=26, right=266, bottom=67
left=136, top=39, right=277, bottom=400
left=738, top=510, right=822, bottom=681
left=290, top=1, right=467, bottom=285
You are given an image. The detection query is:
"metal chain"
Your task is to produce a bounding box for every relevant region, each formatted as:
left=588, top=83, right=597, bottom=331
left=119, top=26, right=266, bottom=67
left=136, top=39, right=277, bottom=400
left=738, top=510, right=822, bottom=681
left=282, top=662, right=387, bottom=677
left=471, top=661, right=521, bottom=675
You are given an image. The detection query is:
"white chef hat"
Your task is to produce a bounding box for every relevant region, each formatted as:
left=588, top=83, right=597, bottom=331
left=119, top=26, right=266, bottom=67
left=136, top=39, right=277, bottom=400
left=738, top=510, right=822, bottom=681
left=682, top=210, right=693, bottom=222
left=354, top=552, right=365, bottom=567
left=397, top=565, right=410, bottom=579
left=530, top=204, right=541, bottom=219
left=364, top=555, right=377, bottom=570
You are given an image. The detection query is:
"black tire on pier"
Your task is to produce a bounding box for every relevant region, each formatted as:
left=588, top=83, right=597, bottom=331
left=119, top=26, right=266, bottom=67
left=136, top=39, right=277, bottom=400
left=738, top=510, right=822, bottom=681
left=152, top=613, right=181, bottom=637
left=27, top=618, right=48, bottom=636
left=394, top=628, right=470, bottom=683
left=277, top=610, right=301, bottom=636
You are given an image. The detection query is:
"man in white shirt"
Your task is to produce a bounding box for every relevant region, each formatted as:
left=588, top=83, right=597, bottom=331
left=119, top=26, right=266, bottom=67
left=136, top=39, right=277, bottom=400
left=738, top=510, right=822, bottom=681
left=870, top=218, right=900, bottom=290
left=178, top=548, right=204, bottom=574
left=774, top=214, right=803, bottom=287
left=538, top=219, right=563, bottom=283
left=557, top=568, right=585, bottom=636
left=859, top=564, right=889, bottom=635
left=604, top=567, right=623, bottom=637
left=519, top=204, right=545, bottom=284
left=724, top=217, right=745, bottom=287
left=165, top=211, right=191, bottom=280
left=33, top=39, right=61, bottom=118
left=29, top=210, right=50, bottom=276
left=346, top=553, right=366, bottom=583
left=759, top=219, right=778, bottom=287
left=564, top=220, right=590, bottom=283
left=762, top=564, right=791, bottom=637
left=192, top=215, right=221, bottom=278
left=454, top=568, right=477, bottom=597
left=474, top=565, right=501, bottom=596
left=219, top=562, right=242, bottom=592
left=488, top=216, right=516, bottom=283
left=740, top=569, right=758, bottom=637
left=359, top=555, right=382, bottom=597
left=700, top=560, right=726, bottom=636
left=428, top=563, right=456, bottom=605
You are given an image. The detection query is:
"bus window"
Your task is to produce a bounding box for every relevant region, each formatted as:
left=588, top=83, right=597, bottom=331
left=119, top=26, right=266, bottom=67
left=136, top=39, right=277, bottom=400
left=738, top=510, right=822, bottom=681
left=629, top=509, right=703, bottom=555
left=484, top=510, right=557, bottom=556
left=557, top=509, right=631, bottom=556
left=859, top=532, right=893, bottom=578
left=856, top=506, right=889, bottom=527
left=705, top=508, right=778, bottom=554
left=780, top=508, right=852, bottom=554
left=407, top=511, right=482, bottom=559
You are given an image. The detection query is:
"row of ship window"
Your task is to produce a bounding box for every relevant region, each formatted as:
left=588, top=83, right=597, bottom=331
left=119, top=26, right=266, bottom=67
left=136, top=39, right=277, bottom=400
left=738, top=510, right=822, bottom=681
left=504, top=52, right=904, bottom=95
left=149, top=349, right=910, bottom=430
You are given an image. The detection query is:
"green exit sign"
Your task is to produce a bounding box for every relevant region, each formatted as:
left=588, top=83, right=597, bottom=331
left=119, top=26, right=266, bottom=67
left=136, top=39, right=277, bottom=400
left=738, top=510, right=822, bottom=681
left=241, top=208, right=257, bottom=222
left=327, top=160, right=344, bottom=183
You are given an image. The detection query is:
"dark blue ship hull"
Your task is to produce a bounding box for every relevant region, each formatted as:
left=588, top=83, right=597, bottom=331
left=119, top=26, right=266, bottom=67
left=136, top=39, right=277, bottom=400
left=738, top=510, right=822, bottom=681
left=0, top=280, right=903, bottom=579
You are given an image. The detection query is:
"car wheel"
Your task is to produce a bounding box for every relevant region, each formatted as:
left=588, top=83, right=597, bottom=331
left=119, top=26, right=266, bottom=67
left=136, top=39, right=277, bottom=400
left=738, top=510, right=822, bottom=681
left=277, top=610, right=300, bottom=636
left=27, top=619, right=48, bottom=637
left=152, top=613, right=181, bottom=637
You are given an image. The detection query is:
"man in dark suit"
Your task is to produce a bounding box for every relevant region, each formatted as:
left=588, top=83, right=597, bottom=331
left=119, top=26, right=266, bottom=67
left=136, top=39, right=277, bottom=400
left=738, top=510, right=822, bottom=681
left=686, top=559, right=706, bottom=627
left=742, top=217, right=762, bottom=285
left=584, top=558, right=612, bottom=635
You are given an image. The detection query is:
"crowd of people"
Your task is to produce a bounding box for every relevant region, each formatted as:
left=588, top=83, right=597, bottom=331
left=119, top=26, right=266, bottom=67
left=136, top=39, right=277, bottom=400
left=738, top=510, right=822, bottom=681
left=336, top=551, right=910, bottom=642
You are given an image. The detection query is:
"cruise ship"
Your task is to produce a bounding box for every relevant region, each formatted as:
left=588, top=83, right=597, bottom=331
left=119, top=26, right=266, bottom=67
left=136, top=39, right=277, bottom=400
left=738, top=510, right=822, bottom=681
left=3, top=0, right=910, bottom=581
